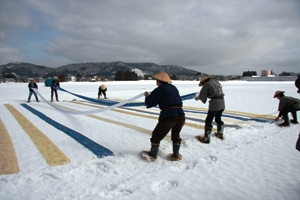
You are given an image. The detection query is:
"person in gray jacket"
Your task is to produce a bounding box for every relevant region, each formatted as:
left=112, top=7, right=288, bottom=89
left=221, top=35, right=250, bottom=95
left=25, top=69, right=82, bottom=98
left=274, top=90, right=300, bottom=126
left=194, top=76, right=225, bottom=143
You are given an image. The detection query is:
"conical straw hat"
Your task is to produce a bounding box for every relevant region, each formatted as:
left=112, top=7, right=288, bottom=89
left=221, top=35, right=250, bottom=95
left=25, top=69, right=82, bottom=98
left=198, top=76, right=212, bottom=86
left=152, top=72, right=172, bottom=84
left=100, top=84, right=107, bottom=90
left=273, top=90, right=284, bottom=98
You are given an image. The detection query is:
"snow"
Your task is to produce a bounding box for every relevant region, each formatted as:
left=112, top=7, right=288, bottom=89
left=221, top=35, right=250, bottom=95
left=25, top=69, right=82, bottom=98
left=0, top=80, right=299, bottom=200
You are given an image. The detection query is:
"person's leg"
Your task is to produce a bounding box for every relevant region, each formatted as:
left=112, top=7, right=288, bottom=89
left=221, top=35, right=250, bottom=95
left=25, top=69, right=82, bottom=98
left=196, top=111, right=216, bottom=143
left=54, top=89, right=59, bottom=101
left=215, top=109, right=224, bottom=139
left=170, top=115, right=185, bottom=159
left=33, top=92, right=39, bottom=102
left=290, top=112, right=298, bottom=123
left=51, top=88, right=54, bottom=102
left=28, top=91, right=33, bottom=102
left=279, top=106, right=294, bottom=126
left=148, top=118, right=177, bottom=158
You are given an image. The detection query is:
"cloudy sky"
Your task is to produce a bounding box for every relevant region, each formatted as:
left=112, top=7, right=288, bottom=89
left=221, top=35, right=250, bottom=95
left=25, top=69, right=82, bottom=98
left=0, top=0, right=299, bottom=75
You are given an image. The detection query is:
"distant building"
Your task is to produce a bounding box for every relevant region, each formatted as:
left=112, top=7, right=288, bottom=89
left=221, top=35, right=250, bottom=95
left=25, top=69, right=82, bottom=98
left=261, top=70, right=273, bottom=76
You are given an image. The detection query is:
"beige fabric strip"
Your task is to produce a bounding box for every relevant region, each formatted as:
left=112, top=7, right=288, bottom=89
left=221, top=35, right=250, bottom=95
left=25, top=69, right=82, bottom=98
left=0, top=118, right=20, bottom=174
left=4, top=104, right=70, bottom=166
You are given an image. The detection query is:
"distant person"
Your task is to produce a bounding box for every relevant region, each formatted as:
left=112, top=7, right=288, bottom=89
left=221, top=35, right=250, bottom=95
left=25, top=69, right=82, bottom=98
left=194, top=76, right=225, bottom=144
left=51, top=76, right=60, bottom=102
left=27, top=78, right=39, bottom=102
left=295, top=74, right=300, bottom=94
left=274, top=91, right=300, bottom=126
left=140, top=72, right=185, bottom=161
left=98, top=84, right=107, bottom=99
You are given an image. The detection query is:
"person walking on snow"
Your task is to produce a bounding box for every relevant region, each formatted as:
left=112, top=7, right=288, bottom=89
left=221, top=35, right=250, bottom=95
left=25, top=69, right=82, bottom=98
left=273, top=90, right=300, bottom=126
left=195, top=76, right=225, bottom=144
left=141, top=72, right=185, bottom=161
left=51, top=76, right=60, bottom=102
left=27, top=78, right=39, bottom=102
left=98, top=84, right=107, bottom=99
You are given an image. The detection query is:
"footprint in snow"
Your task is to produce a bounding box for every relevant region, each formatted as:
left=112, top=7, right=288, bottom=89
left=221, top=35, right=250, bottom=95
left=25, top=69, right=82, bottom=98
left=151, top=180, right=179, bottom=192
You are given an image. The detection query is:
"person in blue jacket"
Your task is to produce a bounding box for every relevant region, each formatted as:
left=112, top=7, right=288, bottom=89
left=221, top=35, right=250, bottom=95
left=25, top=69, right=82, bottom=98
left=140, top=72, right=185, bottom=161
left=51, top=76, right=60, bottom=102
left=27, top=78, right=39, bottom=102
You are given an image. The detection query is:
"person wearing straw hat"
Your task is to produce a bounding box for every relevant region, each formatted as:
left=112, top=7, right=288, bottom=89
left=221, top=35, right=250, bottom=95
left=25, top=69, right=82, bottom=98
left=273, top=90, right=300, bottom=126
left=98, top=84, right=107, bottom=99
left=140, top=72, right=185, bottom=161
left=51, top=76, right=60, bottom=102
left=27, top=78, right=39, bottom=102
left=194, top=76, right=225, bottom=144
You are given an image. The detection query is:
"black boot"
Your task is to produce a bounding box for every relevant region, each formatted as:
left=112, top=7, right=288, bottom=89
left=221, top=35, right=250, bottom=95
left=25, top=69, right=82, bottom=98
left=167, top=143, right=182, bottom=161
left=215, top=124, right=224, bottom=140
left=147, top=143, right=159, bottom=159
left=291, top=112, right=299, bottom=124
left=195, top=126, right=211, bottom=143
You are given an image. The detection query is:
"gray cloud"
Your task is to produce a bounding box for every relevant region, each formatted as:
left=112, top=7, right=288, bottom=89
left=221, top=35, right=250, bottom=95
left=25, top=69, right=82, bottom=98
left=0, top=0, right=299, bottom=75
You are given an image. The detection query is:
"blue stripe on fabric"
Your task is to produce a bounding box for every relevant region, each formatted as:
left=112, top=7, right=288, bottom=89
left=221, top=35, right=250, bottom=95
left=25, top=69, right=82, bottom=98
left=56, top=87, right=196, bottom=107
left=57, top=87, right=269, bottom=123
left=21, top=103, right=114, bottom=158
left=183, top=109, right=271, bottom=123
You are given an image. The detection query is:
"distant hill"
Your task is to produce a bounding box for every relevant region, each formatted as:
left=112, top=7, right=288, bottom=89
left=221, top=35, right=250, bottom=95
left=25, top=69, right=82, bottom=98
left=0, top=61, right=200, bottom=81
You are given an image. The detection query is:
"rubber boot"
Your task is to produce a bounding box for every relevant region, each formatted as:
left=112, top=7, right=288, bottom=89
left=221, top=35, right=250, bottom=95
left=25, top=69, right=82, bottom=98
left=173, top=143, right=180, bottom=158
left=147, top=144, right=159, bottom=159
left=291, top=112, right=299, bottom=124
left=167, top=143, right=182, bottom=161
left=196, top=126, right=211, bottom=143
left=215, top=124, right=224, bottom=140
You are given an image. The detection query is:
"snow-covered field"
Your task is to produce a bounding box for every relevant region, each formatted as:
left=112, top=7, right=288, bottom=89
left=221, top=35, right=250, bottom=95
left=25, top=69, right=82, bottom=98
left=0, top=80, right=299, bottom=200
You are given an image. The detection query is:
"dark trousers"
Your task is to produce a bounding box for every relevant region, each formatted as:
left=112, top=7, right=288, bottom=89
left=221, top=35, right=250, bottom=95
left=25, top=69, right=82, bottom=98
left=51, top=88, right=58, bottom=99
left=280, top=106, right=299, bottom=122
left=28, top=90, right=38, bottom=101
left=98, top=90, right=106, bottom=98
left=205, top=109, right=224, bottom=128
left=150, top=115, right=185, bottom=144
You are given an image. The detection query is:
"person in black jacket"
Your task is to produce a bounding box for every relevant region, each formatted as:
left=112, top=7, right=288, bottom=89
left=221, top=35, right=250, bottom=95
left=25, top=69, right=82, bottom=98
left=140, top=72, right=185, bottom=161
left=51, top=76, right=60, bottom=102
left=98, top=84, right=107, bottom=99
left=27, top=78, right=39, bottom=102
left=274, top=90, right=300, bottom=126
left=295, top=74, right=300, bottom=94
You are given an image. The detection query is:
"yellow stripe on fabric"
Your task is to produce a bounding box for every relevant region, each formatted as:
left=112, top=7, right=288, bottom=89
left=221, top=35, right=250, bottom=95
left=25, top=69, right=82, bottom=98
left=0, top=118, right=20, bottom=174
left=57, top=103, right=174, bottom=142
left=4, top=104, right=70, bottom=166
left=183, top=106, right=275, bottom=120
left=71, top=101, right=212, bottom=131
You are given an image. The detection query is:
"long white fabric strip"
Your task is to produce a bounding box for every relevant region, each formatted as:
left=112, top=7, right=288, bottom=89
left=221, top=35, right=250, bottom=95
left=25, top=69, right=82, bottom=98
left=32, top=88, right=145, bottom=115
